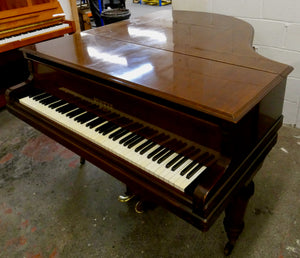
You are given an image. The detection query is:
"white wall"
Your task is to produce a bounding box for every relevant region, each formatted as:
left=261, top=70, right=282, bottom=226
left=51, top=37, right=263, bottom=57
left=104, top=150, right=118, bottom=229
left=173, top=0, right=300, bottom=128
left=58, top=0, right=73, bottom=20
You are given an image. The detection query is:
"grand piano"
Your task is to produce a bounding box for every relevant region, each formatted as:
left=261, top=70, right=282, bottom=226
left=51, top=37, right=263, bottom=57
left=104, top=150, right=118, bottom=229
left=0, top=0, right=75, bottom=107
left=6, top=10, right=293, bottom=255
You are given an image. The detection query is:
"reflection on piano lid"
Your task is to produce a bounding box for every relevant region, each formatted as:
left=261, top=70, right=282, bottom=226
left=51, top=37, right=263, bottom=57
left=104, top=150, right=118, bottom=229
left=0, top=0, right=75, bottom=53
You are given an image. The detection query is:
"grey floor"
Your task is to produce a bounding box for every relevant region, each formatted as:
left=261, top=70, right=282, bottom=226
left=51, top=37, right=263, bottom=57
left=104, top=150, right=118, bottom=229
left=1, top=2, right=300, bottom=258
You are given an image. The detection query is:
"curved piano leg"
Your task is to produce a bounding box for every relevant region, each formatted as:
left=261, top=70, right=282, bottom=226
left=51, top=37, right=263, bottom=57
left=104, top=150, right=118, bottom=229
left=223, top=181, right=255, bottom=256
left=80, top=157, right=86, bottom=165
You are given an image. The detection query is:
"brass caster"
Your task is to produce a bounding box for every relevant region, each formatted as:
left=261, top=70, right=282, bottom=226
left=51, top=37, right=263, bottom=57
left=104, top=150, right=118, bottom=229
left=118, top=194, right=135, bottom=203
left=135, top=201, right=145, bottom=214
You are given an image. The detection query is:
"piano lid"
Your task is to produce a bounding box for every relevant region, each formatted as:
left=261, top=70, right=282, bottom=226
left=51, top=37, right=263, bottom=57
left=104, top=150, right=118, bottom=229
left=21, top=10, right=293, bottom=123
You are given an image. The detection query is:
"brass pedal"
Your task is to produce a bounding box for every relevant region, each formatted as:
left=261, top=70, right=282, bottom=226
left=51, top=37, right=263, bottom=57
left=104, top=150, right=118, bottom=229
left=134, top=200, right=145, bottom=214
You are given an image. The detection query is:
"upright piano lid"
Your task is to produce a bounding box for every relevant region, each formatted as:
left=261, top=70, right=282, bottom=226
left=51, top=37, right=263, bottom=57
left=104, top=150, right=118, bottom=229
left=21, top=10, right=293, bottom=123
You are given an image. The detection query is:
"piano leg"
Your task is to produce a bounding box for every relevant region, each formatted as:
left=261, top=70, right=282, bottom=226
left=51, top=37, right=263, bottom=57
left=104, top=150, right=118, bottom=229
left=80, top=157, right=86, bottom=165
left=223, top=181, right=255, bottom=256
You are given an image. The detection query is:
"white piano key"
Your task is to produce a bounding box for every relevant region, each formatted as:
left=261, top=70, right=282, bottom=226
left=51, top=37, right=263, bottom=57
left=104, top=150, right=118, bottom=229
left=0, top=23, right=70, bottom=46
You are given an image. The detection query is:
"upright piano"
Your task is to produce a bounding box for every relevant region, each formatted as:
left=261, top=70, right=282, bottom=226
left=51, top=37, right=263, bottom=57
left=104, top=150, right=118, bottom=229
left=6, top=10, right=293, bottom=255
left=0, top=0, right=75, bottom=107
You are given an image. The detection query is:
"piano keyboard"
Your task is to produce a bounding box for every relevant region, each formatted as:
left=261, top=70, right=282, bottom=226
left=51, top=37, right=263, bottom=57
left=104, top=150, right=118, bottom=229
left=19, top=91, right=215, bottom=192
left=0, top=23, right=70, bottom=45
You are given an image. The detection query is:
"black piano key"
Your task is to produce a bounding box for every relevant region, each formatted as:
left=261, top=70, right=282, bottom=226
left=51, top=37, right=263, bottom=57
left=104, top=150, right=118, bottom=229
left=171, top=156, right=189, bottom=171
left=112, top=129, right=130, bottom=141
left=127, top=136, right=144, bottom=149
left=152, top=139, right=180, bottom=162
left=102, top=124, right=119, bottom=135
left=135, top=139, right=152, bottom=153
left=57, top=103, right=77, bottom=113
left=171, top=148, right=200, bottom=171
left=49, top=99, right=67, bottom=109
left=122, top=126, right=152, bottom=145
left=179, top=152, right=209, bottom=176
left=76, top=112, right=97, bottom=124
left=180, top=160, right=198, bottom=176
left=66, top=108, right=85, bottom=118
left=111, top=123, right=143, bottom=140
left=158, top=141, right=187, bottom=164
left=165, top=146, right=195, bottom=168
left=165, top=153, right=182, bottom=168
left=38, top=95, right=51, bottom=102
left=101, top=117, right=132, bottom=135
left=38, top=95, right=52, bottom=104
left=157, top=149, right=174, bottom=164
left=96, top=121, right=113, bottom=133
left=40, top=96, right=60, bottom=105
left=110, top=128, right=126, bottom=139
left=123, top=134, right=140, bottom=146
left=123, top=134, right=141, bottom=147
left=33, top=92, right=51, bottom=101
left=185, top=155, right=214, bottom=179
left=86, top=117, right=106, bottom=128
left=186, top=164, right=204, bottom=179
left=139, top=134, right=168, bottom=155
left=119, top=132, right=136, bottom=144
left=148, top=145, right=166, bottom=159
left=140, top=142, right=156, bottom=155
left=74, top=111, right=96, bottom=122
left=152, top=148, right=169, bottom=161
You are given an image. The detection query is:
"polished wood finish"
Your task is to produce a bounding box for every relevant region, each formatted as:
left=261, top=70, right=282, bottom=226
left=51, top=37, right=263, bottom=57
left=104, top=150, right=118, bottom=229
left=0, top=0, right=75, bottom=107
left=223, top=181, right=255, bottom=255
left=21, top=10, right=292, bottom=122
left=0, top=0, right=75, bottom=53
left=6, top=10, right=293, bottom=254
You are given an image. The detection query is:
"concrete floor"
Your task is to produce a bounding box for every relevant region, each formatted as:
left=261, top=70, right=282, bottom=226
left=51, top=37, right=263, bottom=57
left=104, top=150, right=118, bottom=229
left=1, top=3, right=300, bottom=257
left=0, top=107, right=299, bottom=258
